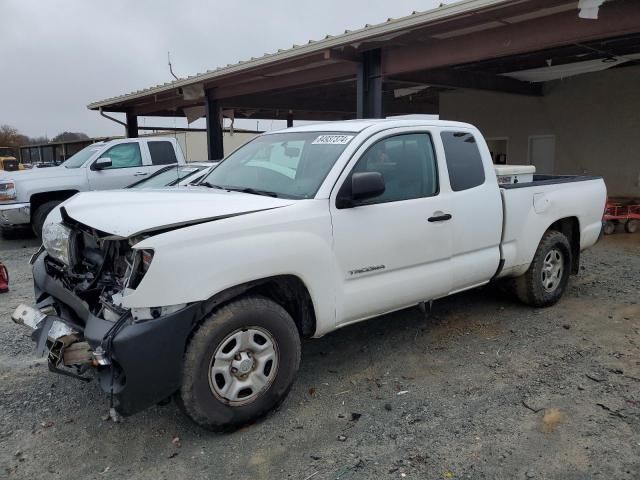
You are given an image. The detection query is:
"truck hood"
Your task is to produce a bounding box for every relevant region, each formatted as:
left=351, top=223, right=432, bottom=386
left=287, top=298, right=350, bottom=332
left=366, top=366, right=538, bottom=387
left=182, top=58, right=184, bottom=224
left=0, top=166, right=69, bottom=180
left=59, top=189, right=296, bottom=237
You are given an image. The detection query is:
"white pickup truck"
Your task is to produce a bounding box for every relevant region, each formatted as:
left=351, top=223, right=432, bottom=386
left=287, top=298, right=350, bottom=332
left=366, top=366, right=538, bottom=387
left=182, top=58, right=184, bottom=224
left=0, top=137, right=185, bottom=237
left=12, top=118, right=606, bottom=430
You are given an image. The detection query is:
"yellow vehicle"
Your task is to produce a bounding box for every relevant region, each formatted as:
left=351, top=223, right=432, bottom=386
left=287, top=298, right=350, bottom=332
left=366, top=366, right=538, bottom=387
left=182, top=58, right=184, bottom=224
left=0, top=147, right=23, bottom=171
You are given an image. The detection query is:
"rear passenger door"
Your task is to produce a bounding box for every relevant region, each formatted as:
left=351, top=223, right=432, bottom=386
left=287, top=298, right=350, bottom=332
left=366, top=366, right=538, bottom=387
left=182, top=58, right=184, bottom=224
left=438, top=129, right=503, bottom=292
left=330, top=129, right=453, bottom=325
left=146, top=140, right=180, bottom=175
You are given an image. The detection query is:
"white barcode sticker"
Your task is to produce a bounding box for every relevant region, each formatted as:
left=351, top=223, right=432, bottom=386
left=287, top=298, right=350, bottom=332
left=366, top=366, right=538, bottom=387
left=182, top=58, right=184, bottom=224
left=312, top=135, right=354, bottom=145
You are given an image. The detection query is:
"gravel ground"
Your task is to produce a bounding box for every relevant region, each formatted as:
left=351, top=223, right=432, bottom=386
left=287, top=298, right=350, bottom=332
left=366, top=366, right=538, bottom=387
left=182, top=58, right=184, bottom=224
left=0, top=232, right=639, bottom=480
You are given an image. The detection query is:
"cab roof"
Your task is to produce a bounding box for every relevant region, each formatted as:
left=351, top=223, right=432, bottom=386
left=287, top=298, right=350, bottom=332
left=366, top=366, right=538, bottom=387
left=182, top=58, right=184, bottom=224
left=267, top=116, right=475, bottom=135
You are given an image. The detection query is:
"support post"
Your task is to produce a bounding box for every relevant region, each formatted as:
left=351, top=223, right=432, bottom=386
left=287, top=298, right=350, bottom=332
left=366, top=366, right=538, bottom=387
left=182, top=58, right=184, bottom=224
left=62, top=143, right=68, bottom=160
left=205, top=91, right=224, bottom=160
left=356, top=49, right=383, bottom=118
left=286, top=111, right=294, bottom=128
left=125, top=111, right=138, bottom=138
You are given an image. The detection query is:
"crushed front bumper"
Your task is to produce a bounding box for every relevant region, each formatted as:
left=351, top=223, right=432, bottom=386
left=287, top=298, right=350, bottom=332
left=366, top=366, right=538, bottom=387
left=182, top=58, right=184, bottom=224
left=17, top=252, right=204, bottom=415
left=0, top=202, right=30, bottom=227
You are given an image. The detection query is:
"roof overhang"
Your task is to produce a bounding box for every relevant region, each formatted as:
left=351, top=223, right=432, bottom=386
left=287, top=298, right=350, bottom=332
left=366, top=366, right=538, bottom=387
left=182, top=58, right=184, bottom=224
left=88, top=0, right=640, bottom=121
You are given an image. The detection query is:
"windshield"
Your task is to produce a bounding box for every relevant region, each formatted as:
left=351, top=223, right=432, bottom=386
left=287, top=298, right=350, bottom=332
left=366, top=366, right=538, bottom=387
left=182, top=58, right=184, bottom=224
left=62, top=144, right=102, bottom=168
left=199, top=132, right=355, bottom=199
left=130, top=165, right=207, bottom=189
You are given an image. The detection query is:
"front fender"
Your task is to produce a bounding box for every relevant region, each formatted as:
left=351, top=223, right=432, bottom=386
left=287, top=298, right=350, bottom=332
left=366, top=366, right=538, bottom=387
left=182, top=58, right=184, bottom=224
left=122, top=201, right=339, bottom=335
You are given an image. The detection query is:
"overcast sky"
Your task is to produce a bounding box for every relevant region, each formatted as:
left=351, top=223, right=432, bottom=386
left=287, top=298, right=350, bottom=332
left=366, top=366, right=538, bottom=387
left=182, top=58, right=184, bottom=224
left=1, top=0, right=456, bottom=138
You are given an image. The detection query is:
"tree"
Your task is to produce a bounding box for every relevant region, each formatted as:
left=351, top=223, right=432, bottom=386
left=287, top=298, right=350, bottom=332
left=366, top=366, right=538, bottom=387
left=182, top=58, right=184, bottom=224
left=51, top=131, right=89, bottom=143
left=0, top=125, right=28, bottom=147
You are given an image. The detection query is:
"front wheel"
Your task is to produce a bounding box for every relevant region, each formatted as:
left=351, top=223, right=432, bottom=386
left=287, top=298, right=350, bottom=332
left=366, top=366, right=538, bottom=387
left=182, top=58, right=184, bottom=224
left=625, top=219, right=638, bottom=234
left=32, top=201, right=61, bottom=238
left=179, top=296, right=301, bottom=431
left=515, top=230, right=571, bottom=307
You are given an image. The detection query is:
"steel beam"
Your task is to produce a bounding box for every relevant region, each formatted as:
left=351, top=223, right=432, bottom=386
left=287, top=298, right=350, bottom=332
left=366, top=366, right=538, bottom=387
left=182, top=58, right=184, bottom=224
left=390, top=67, right=543, bottom=96
left=212, top=62, right=357, bottom=100
left=384, top=0, right=640, bottom=76
left=357, top=49, right=383, bottom=118
left=205, top=91, right=224, bottom=160
left=125, top=111, right=138, bottom=138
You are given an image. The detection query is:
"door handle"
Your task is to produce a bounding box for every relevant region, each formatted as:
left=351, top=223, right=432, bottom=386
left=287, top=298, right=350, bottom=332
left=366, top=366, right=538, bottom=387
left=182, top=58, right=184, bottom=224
left=428, top=213, right=452, bottom=222
left=133, top=171, right=148, bottom=176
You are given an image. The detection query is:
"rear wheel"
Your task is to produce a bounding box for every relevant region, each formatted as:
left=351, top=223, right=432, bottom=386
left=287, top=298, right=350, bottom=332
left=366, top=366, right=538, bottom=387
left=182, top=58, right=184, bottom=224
left=515, top=230, right=571, bottom=307
left=179, top=296, right=301, bottom=431
left=32, top=201, right=61, bottom=238
left=603, top=221, right=616, bottom=235
left=625, top=219, right=638, bottom=234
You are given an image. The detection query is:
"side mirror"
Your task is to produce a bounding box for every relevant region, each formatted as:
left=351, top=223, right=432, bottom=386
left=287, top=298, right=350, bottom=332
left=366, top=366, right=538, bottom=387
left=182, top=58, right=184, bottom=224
left=352, top=172, right=385, bottom=201
left=337, top=172, right=385, bottom=208
left=94, top=157, right=112, bottom=170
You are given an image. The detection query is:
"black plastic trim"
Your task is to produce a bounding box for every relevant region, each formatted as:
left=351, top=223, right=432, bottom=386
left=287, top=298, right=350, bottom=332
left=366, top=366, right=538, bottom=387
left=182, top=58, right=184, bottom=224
left=500, top=175, right=603, bottom=190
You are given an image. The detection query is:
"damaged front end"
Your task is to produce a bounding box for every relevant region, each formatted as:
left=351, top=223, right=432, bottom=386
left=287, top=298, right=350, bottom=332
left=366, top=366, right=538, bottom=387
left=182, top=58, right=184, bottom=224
left=13, top=208, right=202, bottom=415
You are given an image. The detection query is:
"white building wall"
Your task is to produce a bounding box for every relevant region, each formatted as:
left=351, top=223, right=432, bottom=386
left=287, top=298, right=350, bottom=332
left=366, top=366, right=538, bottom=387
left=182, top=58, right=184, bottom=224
left=439, top=65, right=640, bottom=198
left=153, top=131, right=258, bottom=162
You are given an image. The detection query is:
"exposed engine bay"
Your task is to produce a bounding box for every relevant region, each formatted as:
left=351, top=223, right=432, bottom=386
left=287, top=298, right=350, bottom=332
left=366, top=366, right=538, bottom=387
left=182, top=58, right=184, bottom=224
left=42, top=219, right=152, bottom=323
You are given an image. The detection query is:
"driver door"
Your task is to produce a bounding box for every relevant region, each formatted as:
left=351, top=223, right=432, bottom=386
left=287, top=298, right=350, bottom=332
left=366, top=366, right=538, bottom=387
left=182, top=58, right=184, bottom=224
left=330, top=130, right=453, bottom=325
left=88, top=142, right=150, bottom=190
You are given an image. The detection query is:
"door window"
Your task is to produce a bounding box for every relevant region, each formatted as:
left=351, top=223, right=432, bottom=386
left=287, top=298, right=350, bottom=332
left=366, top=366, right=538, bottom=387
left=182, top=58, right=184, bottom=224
left=345, top=133, right=438, bottom=205
left=441, top=132, right=485, bottom=191
left=148, top=141, right=178, bottom=165
left=98, top=143, right=142, bottom=169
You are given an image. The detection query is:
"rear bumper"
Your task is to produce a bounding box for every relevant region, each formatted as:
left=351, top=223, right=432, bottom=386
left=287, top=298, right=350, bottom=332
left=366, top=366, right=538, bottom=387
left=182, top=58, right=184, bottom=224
left=0, top=202, right=30, bottom=227
left=27, top=252, right=202, bottom=415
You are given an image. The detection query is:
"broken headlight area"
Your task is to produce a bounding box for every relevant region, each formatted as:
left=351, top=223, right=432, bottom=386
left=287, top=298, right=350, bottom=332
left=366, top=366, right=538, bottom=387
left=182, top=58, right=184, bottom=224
left=42, top=226, right=152, bottom=321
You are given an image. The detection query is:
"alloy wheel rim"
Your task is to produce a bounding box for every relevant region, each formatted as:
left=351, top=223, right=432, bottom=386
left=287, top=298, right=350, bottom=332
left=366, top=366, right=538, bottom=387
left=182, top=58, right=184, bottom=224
left=209, top=327, right=279, bottom=406
left=541, top=248, right=564, bottom=293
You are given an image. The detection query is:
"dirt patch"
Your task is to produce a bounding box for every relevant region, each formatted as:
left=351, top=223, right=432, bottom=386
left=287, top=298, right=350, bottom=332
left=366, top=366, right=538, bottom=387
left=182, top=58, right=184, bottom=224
left=542, top=408, right=565, bottom=433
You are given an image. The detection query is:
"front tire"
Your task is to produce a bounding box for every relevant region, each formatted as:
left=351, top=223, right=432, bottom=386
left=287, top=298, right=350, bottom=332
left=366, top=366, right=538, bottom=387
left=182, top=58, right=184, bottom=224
left=32, top=201, right=61, bottom=238
left=180, top=296, right=301, bottom=431
left=515, top=230, right=571, bottom=307
left=625, top=219, right=638, bottom=234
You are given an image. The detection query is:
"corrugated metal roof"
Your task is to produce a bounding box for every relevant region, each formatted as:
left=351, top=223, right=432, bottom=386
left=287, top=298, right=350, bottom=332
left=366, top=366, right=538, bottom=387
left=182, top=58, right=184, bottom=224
left=87, top=0, right=512, bottom=110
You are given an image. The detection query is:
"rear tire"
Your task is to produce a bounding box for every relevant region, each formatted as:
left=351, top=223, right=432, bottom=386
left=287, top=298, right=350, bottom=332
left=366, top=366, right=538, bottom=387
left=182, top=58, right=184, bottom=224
left=179, top=295, right=301, bottom=431
left=515, top=230, right=571, bottom=307
left=32, top=201, right=61, bottom=239
left=625, top=219, right=638, bottom=234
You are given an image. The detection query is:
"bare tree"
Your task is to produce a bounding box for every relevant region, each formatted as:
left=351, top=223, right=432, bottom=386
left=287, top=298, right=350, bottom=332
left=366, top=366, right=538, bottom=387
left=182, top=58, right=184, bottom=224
left=51, top=131, right=90, bottom=143
left=0, top=125, right=29, bottom=147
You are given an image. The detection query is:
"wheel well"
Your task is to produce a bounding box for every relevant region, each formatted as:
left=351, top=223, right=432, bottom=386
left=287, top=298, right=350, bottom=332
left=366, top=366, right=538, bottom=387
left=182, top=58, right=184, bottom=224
left=547, top=217, right=580, bottom=274
left=30, top=191, right=78, bottom=218
left=202, top=275, right=317, bottom=338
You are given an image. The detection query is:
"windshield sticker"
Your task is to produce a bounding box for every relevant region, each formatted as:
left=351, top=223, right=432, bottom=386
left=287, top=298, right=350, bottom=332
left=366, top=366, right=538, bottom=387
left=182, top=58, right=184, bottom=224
left=312, top=135, right=354, bottom=145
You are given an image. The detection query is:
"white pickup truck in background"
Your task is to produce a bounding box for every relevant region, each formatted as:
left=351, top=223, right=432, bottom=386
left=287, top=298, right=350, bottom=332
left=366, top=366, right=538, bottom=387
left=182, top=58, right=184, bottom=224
left=0, top=137, right=186, bottom=237
left=12, top=117, right=606, bottom=430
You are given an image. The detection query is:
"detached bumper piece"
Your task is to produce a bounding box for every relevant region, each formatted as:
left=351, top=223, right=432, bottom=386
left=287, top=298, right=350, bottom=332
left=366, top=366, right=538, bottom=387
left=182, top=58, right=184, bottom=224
left=12, top=303, right=93, bottom=382
left=15, top=253, right=204, bottom=415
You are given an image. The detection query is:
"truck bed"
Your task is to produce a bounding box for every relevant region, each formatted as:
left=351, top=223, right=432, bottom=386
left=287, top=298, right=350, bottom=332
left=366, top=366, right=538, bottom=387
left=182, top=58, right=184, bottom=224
left=497, top=175, right=606, bottom=278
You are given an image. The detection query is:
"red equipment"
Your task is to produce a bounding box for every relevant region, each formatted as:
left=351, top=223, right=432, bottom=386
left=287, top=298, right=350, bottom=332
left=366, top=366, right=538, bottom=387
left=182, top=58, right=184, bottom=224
left=603, top=201, right=640, bottom=235
left=0, top=262, right=8, bottom=294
